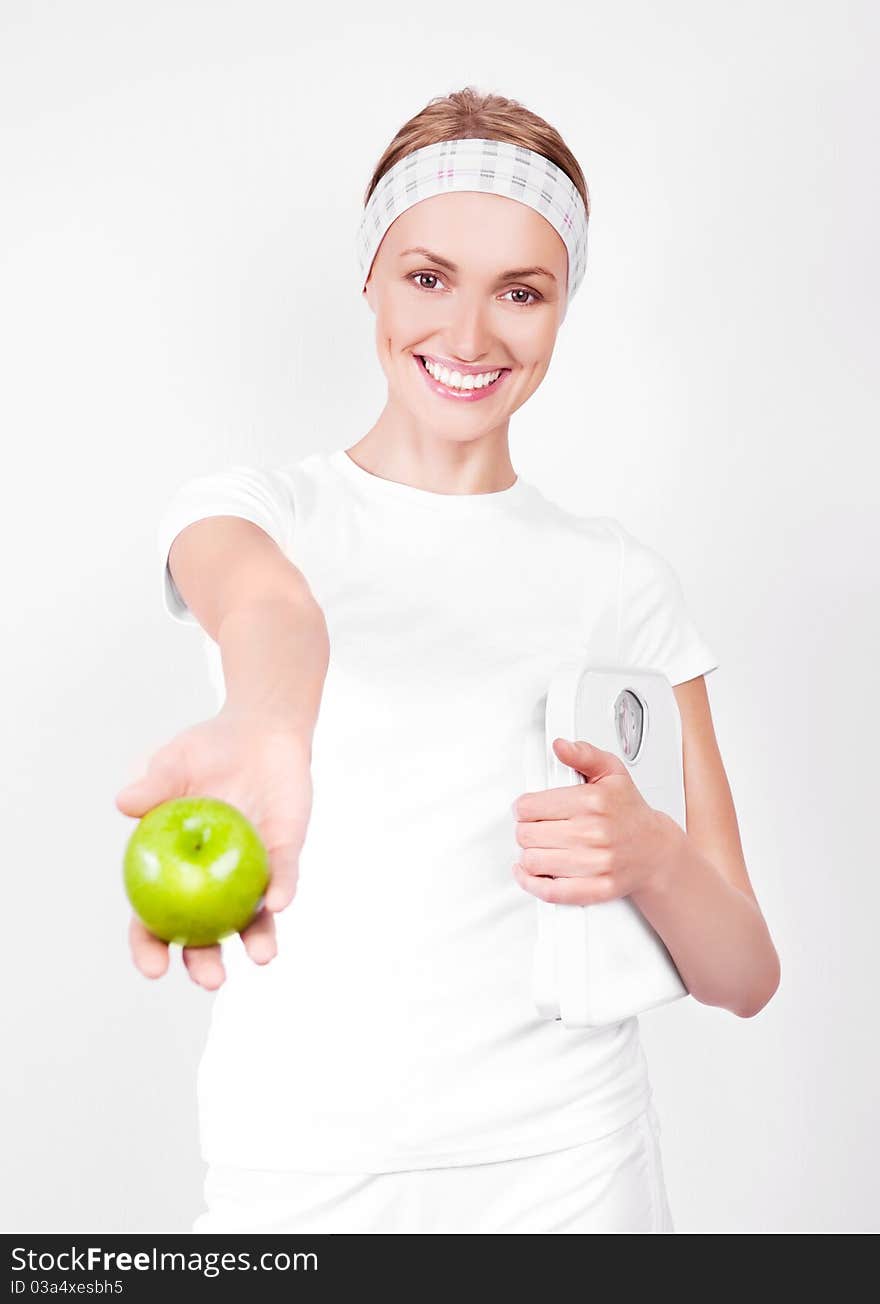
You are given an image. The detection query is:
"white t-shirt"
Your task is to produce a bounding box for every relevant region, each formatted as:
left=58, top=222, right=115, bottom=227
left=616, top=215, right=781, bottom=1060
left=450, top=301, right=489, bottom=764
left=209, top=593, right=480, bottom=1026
left=157, top=447, right=718, bottom=1174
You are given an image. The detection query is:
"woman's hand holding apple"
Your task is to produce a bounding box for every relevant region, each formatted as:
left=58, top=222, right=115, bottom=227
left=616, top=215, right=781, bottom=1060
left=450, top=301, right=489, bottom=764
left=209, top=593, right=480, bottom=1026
left=115, top=708, right=313, bottom=990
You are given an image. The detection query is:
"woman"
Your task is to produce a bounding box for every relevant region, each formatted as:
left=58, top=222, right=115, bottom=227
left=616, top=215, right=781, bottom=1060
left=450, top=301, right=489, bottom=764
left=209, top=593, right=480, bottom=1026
left=117, top=86, right=780, bottom=1234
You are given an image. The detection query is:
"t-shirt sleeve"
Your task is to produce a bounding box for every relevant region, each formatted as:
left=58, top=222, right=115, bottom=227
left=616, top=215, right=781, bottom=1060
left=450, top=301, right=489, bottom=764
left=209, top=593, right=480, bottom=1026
left=611, top=520, right=719, bottom=685
left=157, top=463, right=295, bottom=625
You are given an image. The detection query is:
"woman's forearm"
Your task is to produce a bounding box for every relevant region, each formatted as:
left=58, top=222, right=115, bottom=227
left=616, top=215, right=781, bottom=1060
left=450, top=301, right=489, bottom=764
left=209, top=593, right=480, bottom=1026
left=217, top=594, right=330, bottom=747
left=631, top=815, right=781, bottom=1018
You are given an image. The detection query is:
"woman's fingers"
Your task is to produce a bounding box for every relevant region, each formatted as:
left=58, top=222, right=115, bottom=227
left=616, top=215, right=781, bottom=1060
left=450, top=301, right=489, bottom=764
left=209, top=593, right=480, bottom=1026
left=240, top=907, right=277, bottom=965
left=182, top=942, right=225, bottom=989
left=130, top=915, right=229, bottom=988
left=129, top=916, right=170, bottom=979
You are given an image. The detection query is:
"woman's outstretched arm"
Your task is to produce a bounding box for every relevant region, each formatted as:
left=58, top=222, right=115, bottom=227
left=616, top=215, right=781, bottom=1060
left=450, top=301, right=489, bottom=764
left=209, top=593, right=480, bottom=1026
left=118, top=517, right=330, bottom=987
left=169, top=514, right=330, bottom=738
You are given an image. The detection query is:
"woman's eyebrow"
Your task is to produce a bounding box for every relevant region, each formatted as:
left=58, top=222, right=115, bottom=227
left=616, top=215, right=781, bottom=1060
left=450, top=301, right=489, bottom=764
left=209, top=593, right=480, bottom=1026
left=399, top=246, right=557, bottom=283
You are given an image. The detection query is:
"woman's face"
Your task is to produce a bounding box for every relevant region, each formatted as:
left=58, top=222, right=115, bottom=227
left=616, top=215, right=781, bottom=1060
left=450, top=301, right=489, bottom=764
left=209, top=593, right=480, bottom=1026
left=363, top=191, right=568, bottom=444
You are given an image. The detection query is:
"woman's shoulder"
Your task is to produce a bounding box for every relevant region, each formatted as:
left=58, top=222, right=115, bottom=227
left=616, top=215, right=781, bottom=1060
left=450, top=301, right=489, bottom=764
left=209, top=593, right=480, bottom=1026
left=522, top=479, right=622, bottom=546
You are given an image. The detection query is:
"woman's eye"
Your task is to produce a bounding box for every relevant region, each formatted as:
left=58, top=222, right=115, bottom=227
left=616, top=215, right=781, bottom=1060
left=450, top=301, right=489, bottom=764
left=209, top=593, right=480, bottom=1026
left=502, top=287, right=541, bottom=307
left=411, top=272, right=444, bottom=291
left=408, top=272, right=541, bottom=307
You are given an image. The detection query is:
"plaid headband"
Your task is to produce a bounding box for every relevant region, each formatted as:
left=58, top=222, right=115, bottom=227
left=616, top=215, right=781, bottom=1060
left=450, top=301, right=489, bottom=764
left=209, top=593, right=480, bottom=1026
left=355, top=137, right=589, bottom=318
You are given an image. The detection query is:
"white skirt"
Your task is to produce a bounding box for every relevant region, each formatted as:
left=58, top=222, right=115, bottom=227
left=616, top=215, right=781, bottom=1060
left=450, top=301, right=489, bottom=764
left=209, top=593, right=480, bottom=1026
left=191, top=1102, right=675, bottom=1234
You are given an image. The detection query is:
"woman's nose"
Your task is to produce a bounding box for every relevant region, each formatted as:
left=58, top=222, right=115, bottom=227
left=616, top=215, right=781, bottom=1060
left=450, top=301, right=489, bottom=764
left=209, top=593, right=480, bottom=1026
left=445, top=296, right=495, bottom=362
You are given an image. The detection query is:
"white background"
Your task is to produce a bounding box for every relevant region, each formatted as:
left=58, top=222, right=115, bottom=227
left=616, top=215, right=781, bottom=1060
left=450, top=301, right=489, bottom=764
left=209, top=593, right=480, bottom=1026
left=2, top=0, right=877, bottom=1233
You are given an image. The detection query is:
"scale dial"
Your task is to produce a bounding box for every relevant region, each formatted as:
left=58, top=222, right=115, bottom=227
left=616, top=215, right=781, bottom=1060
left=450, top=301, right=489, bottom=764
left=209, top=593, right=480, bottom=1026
left=613, top=688, right=645, bottom=762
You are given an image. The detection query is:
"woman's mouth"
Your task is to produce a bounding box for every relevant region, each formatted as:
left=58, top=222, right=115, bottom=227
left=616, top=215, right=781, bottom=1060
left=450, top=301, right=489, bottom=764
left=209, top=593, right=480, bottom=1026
left=413, top=353, right=511, bottom=402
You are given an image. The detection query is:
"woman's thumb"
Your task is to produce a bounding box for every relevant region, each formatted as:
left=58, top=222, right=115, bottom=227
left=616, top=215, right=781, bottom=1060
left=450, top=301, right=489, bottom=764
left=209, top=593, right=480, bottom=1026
left=115, top=750, right=186, bottom=818
left=264, top=842, right=300, bottom=913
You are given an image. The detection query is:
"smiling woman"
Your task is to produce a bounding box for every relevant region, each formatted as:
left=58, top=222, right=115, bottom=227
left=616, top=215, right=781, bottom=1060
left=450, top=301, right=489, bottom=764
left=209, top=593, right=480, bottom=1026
left=149, top=85, right=776, bottom=1237
left=351, top=115, right=589, bottom=490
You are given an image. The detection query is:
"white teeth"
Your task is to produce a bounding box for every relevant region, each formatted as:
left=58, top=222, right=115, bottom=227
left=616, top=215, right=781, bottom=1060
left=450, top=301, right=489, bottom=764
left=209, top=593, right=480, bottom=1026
left=422, top=358, right=502, bottom=389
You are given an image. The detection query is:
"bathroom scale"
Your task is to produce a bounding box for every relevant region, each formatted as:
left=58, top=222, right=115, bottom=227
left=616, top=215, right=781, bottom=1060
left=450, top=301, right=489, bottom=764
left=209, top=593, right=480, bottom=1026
left=525, top=661, right=690, bottom=1029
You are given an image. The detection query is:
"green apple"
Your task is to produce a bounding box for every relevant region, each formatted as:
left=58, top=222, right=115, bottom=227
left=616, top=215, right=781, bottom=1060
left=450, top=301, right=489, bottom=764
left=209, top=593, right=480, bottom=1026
left=123, top=796, right=270, bottom=947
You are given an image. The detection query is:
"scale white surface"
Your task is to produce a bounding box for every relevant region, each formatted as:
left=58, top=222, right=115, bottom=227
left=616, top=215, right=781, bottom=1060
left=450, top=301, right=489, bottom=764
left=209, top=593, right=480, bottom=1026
left=526, top=661, right=690, bottom=1029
